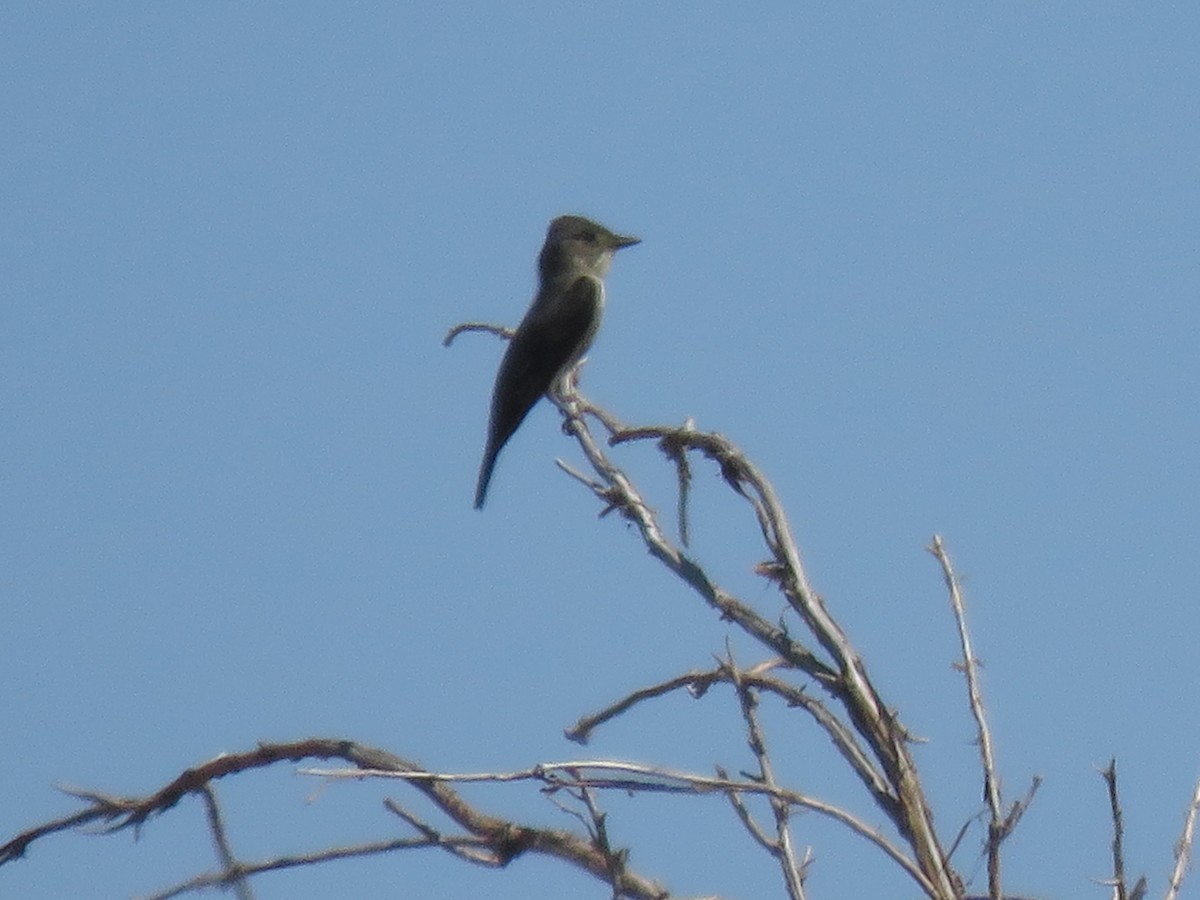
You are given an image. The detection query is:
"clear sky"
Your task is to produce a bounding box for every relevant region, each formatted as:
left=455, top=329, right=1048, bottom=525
left=3, top=4, right=1199, bottom=899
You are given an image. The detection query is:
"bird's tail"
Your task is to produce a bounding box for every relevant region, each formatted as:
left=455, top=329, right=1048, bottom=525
left=474, top=443, right=499, bottom=509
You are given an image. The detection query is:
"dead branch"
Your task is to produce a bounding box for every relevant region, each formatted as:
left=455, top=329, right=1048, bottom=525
left=555, top=399, right=957, bottom=898
left=1101, top=759, right=1137, bottom=900
left=928, top=534, right=1008, bottom=900
left=2, top=738, right=675, bottom=900
left=564, top=660, right=893, bottom=814
left=307, top=757, right=932, bottom=893
left=1, top=321, right=1089, bottom=899
left=442, top=322, right=515, bottom=346
left=1166, top=777, right=1200, bottom=900
left=197, top=785, right=252, bottom=900
left=724, top=645, right=808, bottom=900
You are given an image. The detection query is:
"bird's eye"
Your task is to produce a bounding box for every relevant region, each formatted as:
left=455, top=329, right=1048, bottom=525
left=580, top=231, right=597, bottom=243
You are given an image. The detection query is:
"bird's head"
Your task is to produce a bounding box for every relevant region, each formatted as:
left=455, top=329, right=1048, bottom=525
left=539, top=215, right=640, bottom=280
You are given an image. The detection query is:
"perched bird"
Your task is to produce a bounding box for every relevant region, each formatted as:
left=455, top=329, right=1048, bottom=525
left=474, top=215, right=640, bottom=508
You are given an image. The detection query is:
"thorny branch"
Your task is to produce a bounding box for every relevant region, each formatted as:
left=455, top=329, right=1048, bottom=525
left=928, top=535, right=1039, bottom=900
left=1166, top=777, right=1200, bottom=900
left=724, top=644, right=809, bottom=900
left=1, top=739, right=673, bottom=900
left=550, top=384, right=957, bottom=898
left=564, top=660, right=892, bottom=808
left=198, top=785, right=252, bottom=900
left=307, top=757, right=930, bottom=888
left=7, top=322, right=1179, bottom=899
left=1101, top=760, right=1147, bottom=900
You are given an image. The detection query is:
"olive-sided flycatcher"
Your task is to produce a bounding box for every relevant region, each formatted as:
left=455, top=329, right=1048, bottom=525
left=474, top=215, right=640, bottom=508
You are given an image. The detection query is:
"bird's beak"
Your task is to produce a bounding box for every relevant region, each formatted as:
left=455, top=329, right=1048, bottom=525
left=612, top=233, right=641, bottom=250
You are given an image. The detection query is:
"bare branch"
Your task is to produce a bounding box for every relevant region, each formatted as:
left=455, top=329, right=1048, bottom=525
left=1165, top=777, right=1200, bottom=900
left=17, top=325, right=1071, bottom=899
left=550, top=402, right=839, bottom=687
left=310, top=758, right=933, bottom=895
left=383, top=798, right=500, bottom=867
left=561, top=409, right=956, bottom=898
left=576, top=783, right=627, bottom=900
left=1001, top=778, right=1042, bottom=845
left=725, top=645, right=807, bottom=900
left=555, top=457, right=610, bottom=500
left=442, top=321, right=514, bottom=346
left=566, top=667, right=731, bottom=743
left=566, top=661, right=897, bottom=822
left=3, top=739, right=675, bottom=900
left=141, top=836, right=450, bottom=900
left=1101, top=759, right=1138, bottom=900
left=715, top=764, right=777, bottom=853
left=656, top=418, right=696, bottom=546
left=3, top=739, right=389, bottom=864
left=928, top=534, right=1008, bottom=900
left=198, top=786, right=253, bottom=900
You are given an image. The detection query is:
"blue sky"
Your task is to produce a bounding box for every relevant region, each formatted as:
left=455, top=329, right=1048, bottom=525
left=3, top=4, right=1199, bottom=898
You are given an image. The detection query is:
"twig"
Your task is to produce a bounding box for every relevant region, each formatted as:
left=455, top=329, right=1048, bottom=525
left=309, top=757, right=931, bottom=893
left=564, top=659, right=902, bottom=861
left=1165, top=777, right=1200, bottom=900
left=576, top=783, right=626, bottom=900
left=1000, top=778, right=1041, bottom=847
left=383, top=798, right=499, bottom=866
left=725, top=644, right=807, bottom=900
left=1101, top=759, right=1130, bottom=900
left=550, top=402, right=839, bottom=688
left=3, top=739, right=674, bottom=900
left=566, top=668, right=730, bottom=743
left=563, top=410, right=956, bottom=898
left=3, top=739, right=389, bottom=864
left=198, top=786, right=253, bottom=900
left=656, top=418, right=696, bottom=546
left=716, top=763, right=777, bottom=852
left=139, top=836, right=451, bottom=900
left=928, top=534, right=1007, bottom=900
left=442, top=322, right=514, bottom=346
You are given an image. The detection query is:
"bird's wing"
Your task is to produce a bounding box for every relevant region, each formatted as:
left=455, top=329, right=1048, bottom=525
left=474, top=276, right=602, bottom=507
left=491, top=274, right=602, bottom=442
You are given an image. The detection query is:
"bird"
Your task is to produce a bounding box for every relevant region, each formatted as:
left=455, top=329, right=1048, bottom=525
left=474, top=215, right=640, bottom=508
